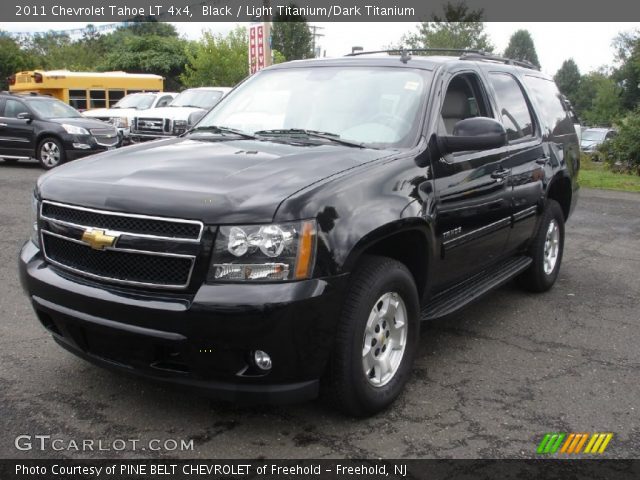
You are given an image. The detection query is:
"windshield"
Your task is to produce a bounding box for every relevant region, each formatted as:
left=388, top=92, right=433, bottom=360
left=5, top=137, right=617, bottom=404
left=115, top=94, right=155, bottom=109
left=170, top=90, right=223, bottom=108
left=26, top=99, right=81, bottom=119
left=197, top=67, right=430, bottom=147
left=582, top=130, right=606, bottom=142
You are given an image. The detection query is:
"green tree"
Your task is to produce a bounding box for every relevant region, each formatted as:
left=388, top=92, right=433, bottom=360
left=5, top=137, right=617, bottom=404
left=503, top=29, right=540, bottom=68
left=573, top=71, right=622, bottom=125
left=271, top=14, right=314, bottom=61
left=99, top=34, right=189, bottom=91
left=0, top=32, right=34, bottom=90
left=612, top=30, right=640, bottom=110
left=400, top=2, right=493, bottom=52
left=181, top=26, right=248, bottom=88
left=554, top=59, right=581, bottom=105
left=600, top=108, right=640, bottom=174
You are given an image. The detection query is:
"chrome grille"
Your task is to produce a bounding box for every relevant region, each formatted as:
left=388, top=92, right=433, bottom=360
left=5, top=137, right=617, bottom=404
left=41, top=201, right=202, bottom=240
left=40, top=201, right=203, bottom=289
left=134, top=117, right=169, bottom=134
left=89, top=128, right=119, bottom=147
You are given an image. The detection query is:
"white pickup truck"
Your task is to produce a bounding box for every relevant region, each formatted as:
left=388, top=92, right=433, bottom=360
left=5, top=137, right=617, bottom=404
left=130, top=87, right=231, bottom=141
left=83, top=92, right=177, bottom=143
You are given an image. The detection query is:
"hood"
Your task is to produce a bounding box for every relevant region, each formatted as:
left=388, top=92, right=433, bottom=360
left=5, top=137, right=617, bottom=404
left=135, top=106, right=204, bottom=121
left=37, top=136, right=389, bottom=224
left=83, top=108, right=138, bottom=119
left=48, top=117, right=118, bottom=130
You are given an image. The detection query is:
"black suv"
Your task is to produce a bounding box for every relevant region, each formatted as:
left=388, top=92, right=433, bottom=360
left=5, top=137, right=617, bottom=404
left=0, top=93, right=120, bottom=169
left=19, top=51, right=579, bottom=416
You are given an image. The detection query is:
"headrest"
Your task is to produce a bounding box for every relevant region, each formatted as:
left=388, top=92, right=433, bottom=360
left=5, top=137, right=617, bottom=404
left=442, top=90, right=470, bottom=119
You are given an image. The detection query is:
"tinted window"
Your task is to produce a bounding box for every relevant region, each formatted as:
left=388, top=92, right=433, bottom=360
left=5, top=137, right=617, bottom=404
left=26, top=98, right=82, bottom=119
left=524, top=76, right=569, bottom=134
left=89, top=90, right=106, bottom=109
left=3, top=99, right=30, bottom=118
left=108, top=90, right=125, bottom=107
left=489, top=73, right=534, bottom=141
left=69, top=90, right=87, bottom=110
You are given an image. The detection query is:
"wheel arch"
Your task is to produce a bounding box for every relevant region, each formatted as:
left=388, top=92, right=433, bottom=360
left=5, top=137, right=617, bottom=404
left=546, top=172, right=572, bottom=221
left=342, top=219, right=434, bottom=299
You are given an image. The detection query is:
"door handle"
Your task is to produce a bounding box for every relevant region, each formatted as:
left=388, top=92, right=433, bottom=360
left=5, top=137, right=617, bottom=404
left=0, top=123, right=7, bottom=127
left=491, top=168, right=509, bottom=180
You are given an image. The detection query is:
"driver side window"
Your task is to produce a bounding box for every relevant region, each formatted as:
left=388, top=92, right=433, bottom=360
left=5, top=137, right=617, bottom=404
left=440, top=73, right=491, bottom=135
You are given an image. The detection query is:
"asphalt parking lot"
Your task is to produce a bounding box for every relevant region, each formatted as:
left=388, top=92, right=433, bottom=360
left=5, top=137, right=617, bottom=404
left=1, top=159, right=638, bottom=459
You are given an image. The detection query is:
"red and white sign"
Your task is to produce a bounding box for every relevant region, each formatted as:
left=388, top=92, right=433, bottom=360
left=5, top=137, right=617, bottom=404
left=249, top=22, right=270, bottom=74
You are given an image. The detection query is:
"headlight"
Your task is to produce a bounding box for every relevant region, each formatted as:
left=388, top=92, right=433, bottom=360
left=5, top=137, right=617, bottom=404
left=114, top=117, right=129, bottom=128
left=208, top=220, right=317, bottom=282
left=30, top=194, right=40, bottom=248
left=173, top=120, right=188, bottom=134
left=61, top=124, right=89, bottom=135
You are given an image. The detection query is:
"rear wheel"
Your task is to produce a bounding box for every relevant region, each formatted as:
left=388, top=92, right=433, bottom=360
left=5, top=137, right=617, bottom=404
left=324, top=255, right=420, bottom=416
left=518, top=199, right=565, bottom=292
left=37, top=137, right=65, bottom=170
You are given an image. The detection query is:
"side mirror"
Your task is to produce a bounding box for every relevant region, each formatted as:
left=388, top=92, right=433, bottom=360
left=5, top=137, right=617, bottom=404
left=188, top=110, right=206, bottom=126
left=439, top=117, right=507, bottom=154
left=17, top=112, right=33, bottom=121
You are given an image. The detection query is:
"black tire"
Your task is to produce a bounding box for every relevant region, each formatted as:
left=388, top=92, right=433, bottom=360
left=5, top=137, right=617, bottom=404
left=36, top=137, right=66, bottom=170
left=324, top=255, right=420, bottom=416
left=518, top=199, right=565, bottom=292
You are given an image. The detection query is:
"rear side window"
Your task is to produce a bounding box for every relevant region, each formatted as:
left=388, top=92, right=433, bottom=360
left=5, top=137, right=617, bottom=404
left=489, top=73, right=534, bottom=142
left=3, top=99, right=30, bottom=118
left=524, top=76, right=570, bottom=134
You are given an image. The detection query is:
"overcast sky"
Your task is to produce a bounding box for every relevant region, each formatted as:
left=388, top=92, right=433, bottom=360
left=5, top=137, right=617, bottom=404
left=4, top=22, right=639, bottom=76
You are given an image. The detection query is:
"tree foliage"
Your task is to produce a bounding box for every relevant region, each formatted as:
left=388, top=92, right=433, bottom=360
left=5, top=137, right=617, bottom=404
left=181, top=27, right=248, bottom=88
left=400, top=2, right=493, bottom=52
left=0, top=32, right=34, bottom=90
left=573, top=71, right=622, bottom=126
left=503, top=29, right=540, bottom=68
left=271, top=16, right=314, bottom=61
left=554, top=59, right=581, bottom=105
left=612, top=30, right=640, bottom=110
left=599, top=109, right=640, bottom=174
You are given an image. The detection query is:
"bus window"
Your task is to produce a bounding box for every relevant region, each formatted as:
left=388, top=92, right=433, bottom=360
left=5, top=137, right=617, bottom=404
left=108, top=90, right=125, bottom=107
left=127, top=90, right=143, bottom=95
left=69, top=90, right=87, bottom=110
left=90, top=90, right=106, bottom=109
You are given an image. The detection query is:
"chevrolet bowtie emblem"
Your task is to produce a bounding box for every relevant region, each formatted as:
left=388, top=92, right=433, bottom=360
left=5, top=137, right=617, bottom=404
left=81, top=229, right=117, bottom=250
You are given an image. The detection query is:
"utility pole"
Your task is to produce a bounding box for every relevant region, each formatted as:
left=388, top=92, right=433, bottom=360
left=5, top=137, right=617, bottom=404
left=309, top=25, right=325, bottom=58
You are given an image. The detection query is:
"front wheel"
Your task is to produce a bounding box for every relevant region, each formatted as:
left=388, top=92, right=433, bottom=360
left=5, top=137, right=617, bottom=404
left=37, top=137, right=65, bottom=170
left=518, top=199, right=565, bottom=292
left=324, top=255, right=420, bottom=416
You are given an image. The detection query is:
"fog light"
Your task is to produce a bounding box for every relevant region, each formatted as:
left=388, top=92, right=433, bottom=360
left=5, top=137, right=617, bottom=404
left=72, top=143, right=91, bottom=149
left=254, top=350, right=272, bottom=371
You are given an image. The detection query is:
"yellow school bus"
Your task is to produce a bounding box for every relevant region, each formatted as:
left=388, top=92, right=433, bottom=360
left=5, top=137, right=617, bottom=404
left=8, top=70, right=164, bottom=110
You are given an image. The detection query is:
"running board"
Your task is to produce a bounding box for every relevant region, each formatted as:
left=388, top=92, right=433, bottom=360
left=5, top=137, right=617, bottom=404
left=421, top=256, right=532, bottom=321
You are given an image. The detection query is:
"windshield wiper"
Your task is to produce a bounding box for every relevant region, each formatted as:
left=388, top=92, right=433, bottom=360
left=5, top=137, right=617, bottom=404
left=254, top=129, right=365, bottom=148
left=188, top=125, right=257, bottom=139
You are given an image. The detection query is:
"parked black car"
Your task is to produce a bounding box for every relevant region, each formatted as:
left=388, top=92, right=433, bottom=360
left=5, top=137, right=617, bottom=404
left=0, top=93, right=120, bottom=169
left=19, top=51, right=579, bottom=416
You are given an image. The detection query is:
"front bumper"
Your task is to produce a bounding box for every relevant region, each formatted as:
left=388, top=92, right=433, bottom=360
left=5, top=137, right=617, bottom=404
left=19, top=241, right=347, bottom=404
left=62, top=134, right=120, bottom=160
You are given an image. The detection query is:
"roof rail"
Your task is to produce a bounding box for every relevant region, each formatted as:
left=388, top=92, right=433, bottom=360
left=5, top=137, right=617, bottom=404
left=459, top=52, right=539, bottom=70
left=346, top=48, right=488, bottom=57
left=345, top=48, right=539, bottom=70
